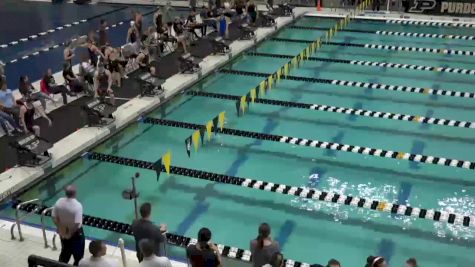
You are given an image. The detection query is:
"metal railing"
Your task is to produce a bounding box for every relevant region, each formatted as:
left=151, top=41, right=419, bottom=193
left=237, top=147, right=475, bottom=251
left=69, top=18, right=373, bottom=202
left=41, top=207, right=57, bottom=250
left=11, top=198, right=40, bottom=241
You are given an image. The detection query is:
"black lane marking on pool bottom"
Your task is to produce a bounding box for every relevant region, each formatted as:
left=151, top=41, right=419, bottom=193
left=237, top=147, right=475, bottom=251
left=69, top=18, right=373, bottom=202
left=247, top=52, right=475, bottom=76
left=142, top=117, right=475, bottom=171
left=289, top=25, right=475, bottom=40
left=0, top=7, right=128, bottom=49
left=4, top=7, right=159, bottom=65
left=83, top=152, right=473, bottom=227
left=271, top=38, right=475, bottom=56
left=219, top=69, right=475, bottom=100
left=15, top=203, right=303, bottom=266
left=187, top=91, right=475, bottom=130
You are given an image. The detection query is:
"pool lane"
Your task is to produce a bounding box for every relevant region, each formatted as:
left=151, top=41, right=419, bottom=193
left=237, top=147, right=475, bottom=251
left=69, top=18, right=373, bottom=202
left=300, top=16, right=475, bottom=37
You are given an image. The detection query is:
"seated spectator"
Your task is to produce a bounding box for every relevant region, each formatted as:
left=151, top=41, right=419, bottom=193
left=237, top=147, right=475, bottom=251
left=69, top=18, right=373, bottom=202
left=172, top=17, right=189, bottom=53
left=250, top=223, right=280, bottom=267
left=405, top=258, right=418, bottom=267
left=139, top=239, right=172, bottom=267
left=131, top=203, right=167, bottom=262
left=16, top=99, right=51, bottom=136
left=94, top=63, right=115, bottom=106
left=0, top=80, right=20, bottom=121
left=40, top=68, right=76, bottom=105
left=136, top=46, right=150, bottom=71
left=78, top=54, right=95, bottom=86
left=78, top=240, right=118, bottom=267
left=63, top=62, right=84, bottom=93
left=0, top=103, right=22, bottom=136
left=263, top=252, right=284, bottom=267
left=19, top=75, right=56, bottom=110
left=365, top=256, right=388, bottom=267
left=186, top=227, right=221, bottom=267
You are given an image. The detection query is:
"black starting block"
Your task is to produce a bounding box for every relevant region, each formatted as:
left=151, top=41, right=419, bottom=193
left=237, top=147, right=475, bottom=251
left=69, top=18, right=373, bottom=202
left=260, top=13, right=276, bottom=27
left=83, top=99, right=116, bottom=127
left=10, top=133, right=52, bottom=167
left=178, top=53, right=201, bottom=74
left=238, top=24, right=256, bottom=40
left=278, top=3, right=294, bottom=16
left=137, top=72, right=164, bottom=97
left=211, top=37, right=231, bottom=55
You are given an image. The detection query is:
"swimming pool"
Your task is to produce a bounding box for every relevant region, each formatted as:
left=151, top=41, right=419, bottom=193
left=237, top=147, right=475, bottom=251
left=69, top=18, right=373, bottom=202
left=4, top=15, right=475, bottom=266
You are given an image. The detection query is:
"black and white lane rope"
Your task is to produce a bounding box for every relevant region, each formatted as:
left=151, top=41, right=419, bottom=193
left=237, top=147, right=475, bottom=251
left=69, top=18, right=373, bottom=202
left=219, top=69, right=475, bottom=100
left=247, top=52, right=475, bottom=76
left=187, top=91, right=475, bottom=130
left=0, top=7, right=127, bottom=49
left=289, top=25, right=475, bottom=40
left=4, top=7, right=159, bottom=66
left=142, top=117, right=475, bottom=171
left=83, top=152, right=474, bottom=227
left=271, top=38, right=475, bottom=56
left=386, top=19, right=475, bottom=28
left=15, top=202, right=309, bottom=266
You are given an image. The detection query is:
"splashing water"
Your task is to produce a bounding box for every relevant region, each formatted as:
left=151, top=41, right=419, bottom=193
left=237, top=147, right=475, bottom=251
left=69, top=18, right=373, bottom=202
left=434, top=191, right=475, bottom=240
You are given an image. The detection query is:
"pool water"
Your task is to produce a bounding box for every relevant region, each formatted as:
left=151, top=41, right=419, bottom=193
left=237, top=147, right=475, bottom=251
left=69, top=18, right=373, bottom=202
left=4, top=16, right=475, bottom=266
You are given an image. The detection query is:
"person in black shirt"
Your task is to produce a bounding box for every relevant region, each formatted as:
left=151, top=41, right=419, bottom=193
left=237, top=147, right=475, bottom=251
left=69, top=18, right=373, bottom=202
left=63, top=62, right=83, bottom=93
left=40, top=68, right=75, bottom=105
left=247, top=0, right=257, bottom=25
left=173, top=17, right=189, bottom=53
left=186, top=228, right=222, bottom=267
left=131, top=203, right=167, bottom=262
left=186, top=9, right=206, bottom=38
left=19, top=75, right=55, bottom=110
left=94, top=63, right=115, bottom=106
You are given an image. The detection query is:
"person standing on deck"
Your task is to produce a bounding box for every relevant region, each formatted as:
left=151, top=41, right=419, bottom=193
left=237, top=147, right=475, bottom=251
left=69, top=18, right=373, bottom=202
left=52, top=185, right=85, bottom=266
left=98, top=19, right=108, bottom=50
left=163, top=2, right=175, bottom=36
left=131, top=203, right=168, bottom=262
left=250, top=223, right=280, bottom=267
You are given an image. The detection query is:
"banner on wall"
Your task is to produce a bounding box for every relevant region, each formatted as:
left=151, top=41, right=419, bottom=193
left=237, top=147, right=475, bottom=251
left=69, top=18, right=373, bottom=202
left=408, top=0, right=475, bottom=16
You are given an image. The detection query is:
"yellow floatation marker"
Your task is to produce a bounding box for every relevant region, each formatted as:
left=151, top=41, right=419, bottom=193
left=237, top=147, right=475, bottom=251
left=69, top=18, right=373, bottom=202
left=423, top=88, right=431, bottom=94
left=396, top=152, right=406, bottom=159
left=218, top=111, right=225, bottom=130
left=412, top=116, right=422, bottom=123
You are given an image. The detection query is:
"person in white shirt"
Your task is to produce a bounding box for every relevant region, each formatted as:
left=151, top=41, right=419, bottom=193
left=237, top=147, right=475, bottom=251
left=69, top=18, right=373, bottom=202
left=79, top=240, right=119, bottom=267
left=139, top=239, right=172, bottom=267
left=52, top=185, right=85, bottom=266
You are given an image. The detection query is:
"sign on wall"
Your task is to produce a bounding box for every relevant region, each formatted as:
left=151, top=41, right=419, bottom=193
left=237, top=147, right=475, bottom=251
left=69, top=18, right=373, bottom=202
left=408, top=0, right=475, bottom=16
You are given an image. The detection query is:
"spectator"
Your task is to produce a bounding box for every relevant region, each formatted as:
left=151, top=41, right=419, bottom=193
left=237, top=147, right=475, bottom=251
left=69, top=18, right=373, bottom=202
left=186, top=227, right=222, bottom=267
left=246, top=0, right=257, bottom=26
left=98, top=19, right=108, bottom=49
left=406, top=258, right=418, bottom=267
left=79, top=54, right=95, bottom=86
left=250, top=223, right=280, bottom=267
left=137, top=46, right=150, bottom=71
left=263, top=252, right=284, bottom=267
left=0, top=80, right=20, bottom=121
left=78, top=240, right=118, bottom=267
left=173, top=17, right=188, bottom=53
left=186, top=9, right=206, bottom=39
left=163, top=2, right=175, bottom=36
left=63, top=62, right=84, bottom=93
left=94, top=63, right=115, bottom=106
left=40, top=68, right=75, bottom=105
left=19, top=75, right=56, bottom=110
left=365, top=256, right=388, bottom=267
left=139, top=239, right=172, bottom=267
left=64, top=41, right=75, bottom=66
left=131, top=203, right=167, bottom=262
left=0, top=103, right=22, bottom=136
left=52, top=185, right=85, bottom=266
left=17, top=99, right=51, bottom=136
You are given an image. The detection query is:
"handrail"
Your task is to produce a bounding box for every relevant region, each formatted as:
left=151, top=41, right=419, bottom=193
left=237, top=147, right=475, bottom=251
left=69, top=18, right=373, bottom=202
left=118, top=238, right=127, bottom=267
left=11, top=198, right=40, bottom=241
left=41, top=207, right=57, bottom=250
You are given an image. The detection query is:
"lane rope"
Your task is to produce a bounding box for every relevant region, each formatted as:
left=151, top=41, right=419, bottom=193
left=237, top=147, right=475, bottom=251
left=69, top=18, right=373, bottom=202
left=187, top=91, right=475, bottom=130
left=14, top=202, right=313, bottom=266
left=247, top=52, right=475, bottom=76
left=271, top=37, right=475, bottom=56
left=4, top=7, right=159, bottom=66
left=289, top=25, right=475, bottom=40
left=142, top=117, right=475, bottom=171
left=83, top=152, right=474, bottom=227
left=219, top=69, right=475, bottom=100
left=0, top=7, right=128, bottom=49
left=386, top=19, right=475, bottom=28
